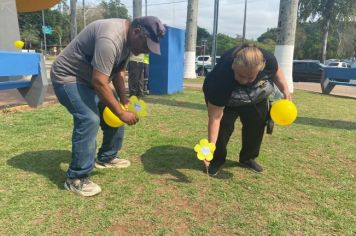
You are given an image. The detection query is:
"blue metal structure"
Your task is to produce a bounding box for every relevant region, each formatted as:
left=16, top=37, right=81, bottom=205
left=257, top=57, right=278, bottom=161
left=148, top=26, right=185, bottom=95
left=321, top=67, right=356, bottom=94
left=0, top=51, right=48, bottom=107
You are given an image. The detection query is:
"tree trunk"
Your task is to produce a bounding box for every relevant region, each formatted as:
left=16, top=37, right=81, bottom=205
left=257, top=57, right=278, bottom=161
left=183, top=0, right=199, bottom=79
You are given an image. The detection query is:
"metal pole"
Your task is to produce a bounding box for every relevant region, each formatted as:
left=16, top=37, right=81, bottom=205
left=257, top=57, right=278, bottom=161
left=145, top=0, right=147, bottom=16
left=211, top=0, right=219, bottom=67
left=242, top=0, right=247, bottom=42
left=42, top=10, right=47, bottom=56
left=83, top=0, right=86, bottom=27
left=202, top=39, right=206, bottom=76
left=133, top=0, right=142, bottom=19
left=70, top=0, right=77, bottom=40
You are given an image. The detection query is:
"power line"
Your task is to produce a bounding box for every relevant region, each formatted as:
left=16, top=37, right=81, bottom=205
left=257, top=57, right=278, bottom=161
left=124, top=0, right=187, bottom=8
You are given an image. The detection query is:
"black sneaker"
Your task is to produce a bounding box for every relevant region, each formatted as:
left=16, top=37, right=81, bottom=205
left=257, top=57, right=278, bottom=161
left=206, top=164, right=221, bottom=176
left=240, top=159, right=263, bottom=173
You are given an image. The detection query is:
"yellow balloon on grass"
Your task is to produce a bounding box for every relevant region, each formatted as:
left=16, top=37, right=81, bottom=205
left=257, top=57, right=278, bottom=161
left=103, top=104, right=126, bottom=128
left=270, top=99, right=298, bottom=126
left=14, top=40, right=25, bottom=49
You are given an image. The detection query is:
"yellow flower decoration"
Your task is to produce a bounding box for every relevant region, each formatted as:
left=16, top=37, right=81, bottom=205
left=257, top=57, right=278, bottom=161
left=194, top=139, right=216, bottom=161
left=128, top=96, right=148, bottom=118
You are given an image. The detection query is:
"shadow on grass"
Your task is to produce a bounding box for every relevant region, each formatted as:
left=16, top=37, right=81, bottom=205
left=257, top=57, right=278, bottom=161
left=296, top=116, right=356, bottom=130
left=141, top=145, right=237, bottom=182
left=7, top=150, right=71, bottom=189
left=145, top=97, right=206, bottom=111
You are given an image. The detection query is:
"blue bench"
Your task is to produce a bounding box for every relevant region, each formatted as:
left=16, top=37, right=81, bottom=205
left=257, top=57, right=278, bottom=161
left=321, top=67, right=356, bottom=94
left=0, top=51, right=48, bottom=107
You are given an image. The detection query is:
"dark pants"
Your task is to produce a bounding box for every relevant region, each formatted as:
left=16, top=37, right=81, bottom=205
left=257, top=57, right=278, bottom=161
left=211, top=99, right=268, bottom=167
left=128, top=61, right=145, bottom=97
left=143, top=63, right=149, bottom=93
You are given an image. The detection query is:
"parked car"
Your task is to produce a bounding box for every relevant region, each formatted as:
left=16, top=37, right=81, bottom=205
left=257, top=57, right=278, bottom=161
left=195, top=56, right=220, bottom=76
left=327, top=61, right=351, bottom=68
left=195, top=55, right=212, bottom=66
left=292, top=60, right=324, bottom=82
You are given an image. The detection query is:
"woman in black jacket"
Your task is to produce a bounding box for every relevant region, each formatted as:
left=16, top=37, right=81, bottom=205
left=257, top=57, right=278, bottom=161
left=203, top=44, right=291, bottom=175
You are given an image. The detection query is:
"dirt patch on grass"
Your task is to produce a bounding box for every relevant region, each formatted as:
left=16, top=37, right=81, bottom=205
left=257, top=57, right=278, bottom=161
left=107, top=224, right=129, bottom=235
left=0, top=100, right=58, bottom=113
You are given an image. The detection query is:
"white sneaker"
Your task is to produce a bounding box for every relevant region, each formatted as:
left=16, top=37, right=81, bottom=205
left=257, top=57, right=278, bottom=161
left=95, top=158, right=131, bottom=169
left=64, top=177, right=101, bottom=197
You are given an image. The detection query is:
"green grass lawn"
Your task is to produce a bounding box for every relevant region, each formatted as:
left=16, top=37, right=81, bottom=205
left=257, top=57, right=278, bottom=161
left=183, top=77, right=205, bottom=84
left=0, top=89, right=355, bottom=235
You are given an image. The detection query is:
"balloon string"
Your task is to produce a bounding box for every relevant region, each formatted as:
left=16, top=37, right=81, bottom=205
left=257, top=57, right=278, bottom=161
left=206, top=165, right=211, bottom=186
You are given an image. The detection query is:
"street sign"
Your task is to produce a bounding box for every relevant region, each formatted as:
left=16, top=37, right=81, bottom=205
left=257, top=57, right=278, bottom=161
left=42, top=26, right=52, bottom=35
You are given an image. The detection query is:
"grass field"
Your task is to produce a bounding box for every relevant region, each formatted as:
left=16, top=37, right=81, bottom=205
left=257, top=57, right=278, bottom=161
left=0, top=89, right=355, bottom=235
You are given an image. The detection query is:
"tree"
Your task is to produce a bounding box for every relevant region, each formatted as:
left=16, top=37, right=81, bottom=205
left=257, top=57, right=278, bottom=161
left=298, top=0, right=356, bottom=63
left=196, top=26, right=211, bottom=55
left=257, top=28, right=277, bottom=43
left=21, top=26, right=40, bottom=49
left=100, top=0, right=129, bottom=19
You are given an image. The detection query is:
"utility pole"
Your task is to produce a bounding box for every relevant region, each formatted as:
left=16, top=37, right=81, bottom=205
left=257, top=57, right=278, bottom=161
left=211, top=0, right=219, bottom=67
left=242, top=0, right=247, bottom=42
left=70, top=0, right=77, bottom=40
left=83, top=0, right=86, bottom=28
left=133, top=0, right=142, bottom=19
left=145, top=0, right=147, bottom=16
left=42, top=10, right=47, bottom=55
left=274, top=0, right=299, bottom=93
left=184, top=0, right=199, bottom=79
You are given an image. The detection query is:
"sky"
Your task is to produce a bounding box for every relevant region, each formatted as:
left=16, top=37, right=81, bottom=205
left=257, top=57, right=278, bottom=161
left=110, top=0, right=282, bottom=40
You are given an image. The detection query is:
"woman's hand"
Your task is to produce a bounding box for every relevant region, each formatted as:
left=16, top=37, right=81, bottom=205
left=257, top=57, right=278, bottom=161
left=283, top=91, right=292, bottom=100
left=203, top=160, right=210, bottom=168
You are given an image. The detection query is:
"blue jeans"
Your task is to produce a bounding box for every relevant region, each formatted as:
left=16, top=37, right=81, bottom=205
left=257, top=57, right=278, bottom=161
left=52, top=82, right=124, bottom=179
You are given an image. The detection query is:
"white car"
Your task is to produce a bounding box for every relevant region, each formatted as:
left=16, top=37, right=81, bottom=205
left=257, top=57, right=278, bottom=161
left=195, top=55, right=212, bottom=66
left=327, top=61, right=351, bottom=68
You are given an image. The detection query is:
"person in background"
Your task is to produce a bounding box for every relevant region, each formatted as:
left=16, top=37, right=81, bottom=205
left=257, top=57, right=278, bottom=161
left=50, top=16, right=165, bottom=196
left=143, top=53, right=150, bottom=95
left=202, top=44, right=291, bottom=175
left=128, top=53, right=145, bottom=98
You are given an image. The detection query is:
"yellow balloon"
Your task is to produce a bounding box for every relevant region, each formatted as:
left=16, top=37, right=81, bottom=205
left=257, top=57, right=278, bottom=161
left=14, top=40, right=25, bottom=49
left=103, top=105, right=125, bottom=128
left=270, top=99, right=298, bottom=126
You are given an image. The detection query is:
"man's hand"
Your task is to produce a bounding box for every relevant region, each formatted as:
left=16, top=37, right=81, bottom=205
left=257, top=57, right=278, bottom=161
left=119, top=111, right=139, bottom=125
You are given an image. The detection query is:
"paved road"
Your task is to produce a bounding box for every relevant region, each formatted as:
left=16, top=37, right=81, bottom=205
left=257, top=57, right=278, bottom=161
left=1, top=62, right=355, bottom=109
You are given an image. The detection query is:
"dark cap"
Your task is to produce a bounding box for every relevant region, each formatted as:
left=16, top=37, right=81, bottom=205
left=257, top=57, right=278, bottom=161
left=132, top=16, right=166, bottom=55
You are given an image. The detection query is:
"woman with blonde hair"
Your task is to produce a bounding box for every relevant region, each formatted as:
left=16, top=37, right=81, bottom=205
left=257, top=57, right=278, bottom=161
left=203, top=44, right=291, bottom=175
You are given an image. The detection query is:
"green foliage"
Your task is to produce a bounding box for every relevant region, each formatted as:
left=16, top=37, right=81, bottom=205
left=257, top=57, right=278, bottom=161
left=100, top=0, right=129, bottom=19
left=298, top=0, right=356, bottom=60
left=196, top=26, right=276, bottom=56
left=196, top=27, right=211, bottom=55
left=257, top=28, right=277, bottom=43
left=18, top=10, right=71, bottom=50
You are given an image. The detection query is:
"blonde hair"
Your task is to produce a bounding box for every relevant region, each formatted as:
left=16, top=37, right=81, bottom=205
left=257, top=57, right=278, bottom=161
left=232, top=45, right=265, bottom=72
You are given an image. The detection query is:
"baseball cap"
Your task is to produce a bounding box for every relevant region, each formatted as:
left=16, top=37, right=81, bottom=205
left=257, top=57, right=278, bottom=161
left=132, top=16, right=166, bottom=55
